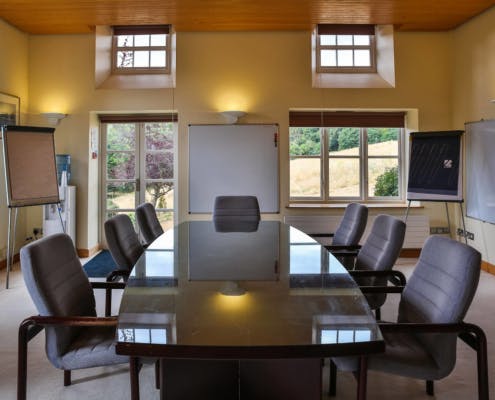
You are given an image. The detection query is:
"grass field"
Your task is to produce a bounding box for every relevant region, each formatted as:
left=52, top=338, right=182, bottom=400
left=290, top=141, right=398, bottom=197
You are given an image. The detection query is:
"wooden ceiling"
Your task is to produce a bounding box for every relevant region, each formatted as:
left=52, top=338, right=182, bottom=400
left=1, top=0, right=494, bottom=34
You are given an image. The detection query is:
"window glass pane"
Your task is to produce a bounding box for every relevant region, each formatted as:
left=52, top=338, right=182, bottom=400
left=150, top=50, right=166, bottom=67
left=145, top=122, right=174, bottom=150
left=321, top=50, right=336, bottom=67
left=145, top=152, right=173, bottom=179
left=145, top=182, right=174, bottom=210
left=290, top=158, right=321, bottom=197
left=320, top=34, right=336, bottom=45
left=107, top=124, right=136, bottom=151
left=337, top=50, right=353, bottom=66
left=289, top=127, right=321, bottom=156
left=328, top=128, right=360, bottom=156
left=354, top=50, right=371, bottom=66
left=117, top=35, right=133, bottom=47
left=369, top=160, right=399, bottom=197
left=134, top=34, right=150, bottom=47
left=367, top=128, right=399, bottom=156
left=151, top=34, right=167, bottom=46
left=354, top=35, right=370, bottom=45
left=107, top=153, right=136, bottom=179
left=117, top=51, right=134, bottom=68
left=106, top=182, right=136, bottom=209
left=134, top=51, right=149, bottom=67
left=337, top=35, right=352, bottom=45
left=329, top=158, right=360, bottom=197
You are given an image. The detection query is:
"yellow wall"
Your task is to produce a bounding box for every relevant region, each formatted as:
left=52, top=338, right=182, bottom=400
left=452, top=6, right=495, bottom=263
left=4, top=11, right=494, bottom=258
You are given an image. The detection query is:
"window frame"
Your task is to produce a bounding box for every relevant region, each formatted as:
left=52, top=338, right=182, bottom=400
left=316, top=24, right=377, bottom=74
left=111, top=25, right=171, bottom=75
left=289, top=111, right=405, bottom=204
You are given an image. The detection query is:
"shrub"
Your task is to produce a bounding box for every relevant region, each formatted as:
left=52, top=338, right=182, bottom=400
left=374, top=166, right=398, bottom=196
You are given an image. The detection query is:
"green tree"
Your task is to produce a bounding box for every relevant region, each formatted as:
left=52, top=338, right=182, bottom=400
left=289, top=127, right=321, bottom=156
left=374, top=166, right=399, bottom=196
left=337, top=128, right=360, bottom=151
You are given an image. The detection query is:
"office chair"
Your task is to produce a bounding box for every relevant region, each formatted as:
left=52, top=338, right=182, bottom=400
left=330, top=236, right=488, bottom=400
left=136, top=202, right=164, bottom=247
left=310, top=202, right=368, bottom=248
left=343, top=214, right=406, bottom=320
left=213, top=195, right=260, bottom=222
left=104, top=214, right=144, bottom=315
left=18, top=233, right=140, bottom=400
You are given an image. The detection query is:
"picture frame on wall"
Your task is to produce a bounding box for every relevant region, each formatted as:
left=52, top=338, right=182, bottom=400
left=0, top=92, right=20, bottom=125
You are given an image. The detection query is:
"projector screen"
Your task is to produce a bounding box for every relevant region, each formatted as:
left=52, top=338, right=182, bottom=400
left=466, top=119, right=495, bottom=223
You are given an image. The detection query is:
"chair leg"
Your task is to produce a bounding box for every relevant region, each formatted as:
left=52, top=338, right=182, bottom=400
left=474, top=326, right=489, bottom=400
left=426, top=380, right=434, bottom=395
left=356, top=356, right=368, bottom=400
left=155, top=361, right=160, bottom=389
left=130, top=357, right=140, bottom=400
left=18, top=322, right=29, bottom=400
left=105, top=287, right=112, bottom=317
left=64, top=370, right=71, bottom=386
left=375, top=308, right=381, bottom=320
left=328, top=360, right=337, bottom=396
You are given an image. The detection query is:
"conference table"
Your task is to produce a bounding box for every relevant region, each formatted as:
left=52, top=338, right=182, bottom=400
left=115, top=221, right=384, bottom=400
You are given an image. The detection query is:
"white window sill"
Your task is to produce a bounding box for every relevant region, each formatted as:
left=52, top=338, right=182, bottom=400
left=287, top=202, right=422, bottom=209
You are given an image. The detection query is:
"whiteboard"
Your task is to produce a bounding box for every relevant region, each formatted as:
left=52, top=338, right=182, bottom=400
left=466, top=119, right=495, bottom=223
left=2, top=125, right=59, bottom=207
left=189, top=124, right=279, bottom=213
left=407, top=131, right=463, bottom=201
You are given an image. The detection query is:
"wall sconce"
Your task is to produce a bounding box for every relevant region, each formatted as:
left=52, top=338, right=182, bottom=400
left=41, top=112, right=68, bottom=126
left=221, top=110, right=246, bottom=124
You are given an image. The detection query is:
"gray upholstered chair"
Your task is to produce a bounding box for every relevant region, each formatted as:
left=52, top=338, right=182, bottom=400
left=104, top=214, right=144, bottom=315
left=345, top=214, right=406, bottom=320
left=18, top=233, right=140, bottom=400
left=213, top=195, right=261, bottom=222
left=136, top=202, right=164, bottom=247
left=330, top=236, right=488, bottom=399
left=311, top=203, right=368, bottom=248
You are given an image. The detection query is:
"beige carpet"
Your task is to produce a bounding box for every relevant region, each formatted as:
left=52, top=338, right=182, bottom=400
left=0, top=258, right=493, bottom=399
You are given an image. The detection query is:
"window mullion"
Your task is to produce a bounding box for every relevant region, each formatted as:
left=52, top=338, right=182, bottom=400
left=362, top=128, right=368, bottom=201
left=322, top=128, right=329, bottom=201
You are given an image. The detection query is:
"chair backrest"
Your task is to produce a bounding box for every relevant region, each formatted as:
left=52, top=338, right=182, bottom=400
left=20, top=233, right=96, bottom=367
left=136, top=202, right=164, bottom=246
left=398, top=235, right=481, bottom=377
left=213, top=195, right=260, bottom=222
left=104, top=214, right=144, bottom=271
left=354, top=214, right=406, bottom=309
left=332, top=203, right=368, bottom=246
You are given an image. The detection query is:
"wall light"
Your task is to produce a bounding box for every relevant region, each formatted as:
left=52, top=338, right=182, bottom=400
left=41, top=112, right=68, bottom=126
left=221, top=110, right=246, bottom=124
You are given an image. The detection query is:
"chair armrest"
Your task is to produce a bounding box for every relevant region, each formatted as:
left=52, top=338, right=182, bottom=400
left=325, top=245, right=361, bottom=255
left=309, top=233, right=335, bottom=238
left=26, top=315, right=117, bottom=327
left=106, top=269, right=130, bottom=282
left=378, top=321, right=486, bottom=351
left=351, top=269, right=407, bottom=286
left=91, top=281, right=127, bottom=290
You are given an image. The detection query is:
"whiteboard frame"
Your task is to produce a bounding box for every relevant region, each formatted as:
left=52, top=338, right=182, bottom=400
left=188, top=123, right=279, bottom=214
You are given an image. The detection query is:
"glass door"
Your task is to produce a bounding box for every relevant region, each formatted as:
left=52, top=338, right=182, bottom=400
left=101, top=120, right=176, bottom=244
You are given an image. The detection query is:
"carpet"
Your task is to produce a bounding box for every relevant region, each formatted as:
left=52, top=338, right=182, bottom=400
left=82, top=250, right=116, bottom=278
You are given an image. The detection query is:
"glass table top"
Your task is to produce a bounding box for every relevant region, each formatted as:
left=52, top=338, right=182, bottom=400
left=116, top=221, right=383, bottom=358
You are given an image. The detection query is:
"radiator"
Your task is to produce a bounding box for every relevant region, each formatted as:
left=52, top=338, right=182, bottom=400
left=284, top=214, right=429, bottom=249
